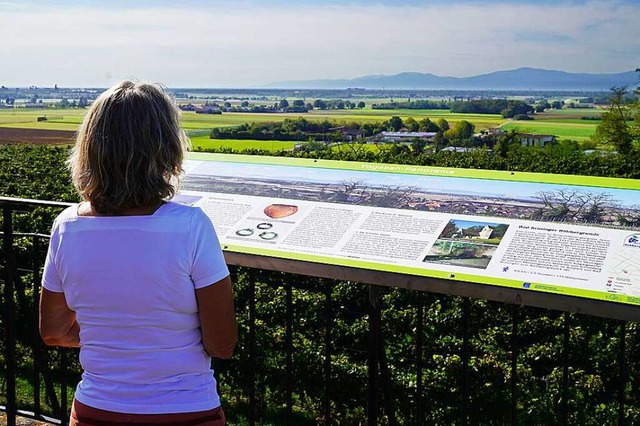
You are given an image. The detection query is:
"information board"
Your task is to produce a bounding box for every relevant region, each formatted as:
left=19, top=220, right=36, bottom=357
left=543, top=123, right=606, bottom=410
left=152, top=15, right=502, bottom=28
left=179, top=152, right=640, bottom=308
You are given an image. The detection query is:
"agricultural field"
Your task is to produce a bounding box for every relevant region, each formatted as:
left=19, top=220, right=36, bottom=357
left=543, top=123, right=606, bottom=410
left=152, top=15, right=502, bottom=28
left=501, top=108, right=602, bottom=141
left=188, top=135, right=296, bottom=151
left=0, top=105, right=603, bottom=147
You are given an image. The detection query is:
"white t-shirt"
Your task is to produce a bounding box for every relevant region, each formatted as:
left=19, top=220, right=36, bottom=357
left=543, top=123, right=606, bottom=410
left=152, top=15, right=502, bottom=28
left=42, top=202, right=230, bottom=414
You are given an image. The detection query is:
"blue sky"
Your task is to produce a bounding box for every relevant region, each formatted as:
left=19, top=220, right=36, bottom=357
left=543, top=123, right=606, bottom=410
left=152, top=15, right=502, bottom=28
left=1, top=0, right=638, bottom=87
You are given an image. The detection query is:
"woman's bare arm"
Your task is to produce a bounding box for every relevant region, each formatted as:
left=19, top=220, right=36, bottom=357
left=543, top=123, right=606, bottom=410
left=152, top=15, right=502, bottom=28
left=195, top=275, right=237, bottom=359
left=39, top=288, right=80, bottom=348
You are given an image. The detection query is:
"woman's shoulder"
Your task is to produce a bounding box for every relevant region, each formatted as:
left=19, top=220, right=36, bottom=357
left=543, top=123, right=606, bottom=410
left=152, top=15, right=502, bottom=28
left=158, top=201, right=206, bottom=220
left=54, top=204, right=79, bottom=223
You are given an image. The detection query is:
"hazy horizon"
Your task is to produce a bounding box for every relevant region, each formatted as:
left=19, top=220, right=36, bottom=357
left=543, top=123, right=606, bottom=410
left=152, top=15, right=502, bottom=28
left=1, top=0, right=638, bottom=88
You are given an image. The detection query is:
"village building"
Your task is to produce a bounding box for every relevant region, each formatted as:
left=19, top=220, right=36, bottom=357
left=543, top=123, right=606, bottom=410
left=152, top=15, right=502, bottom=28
left=371, top=131, right=437, bottom=144
left=440, top=146, right=479, bottom=153
left=480, top=128, right=556, bottom=147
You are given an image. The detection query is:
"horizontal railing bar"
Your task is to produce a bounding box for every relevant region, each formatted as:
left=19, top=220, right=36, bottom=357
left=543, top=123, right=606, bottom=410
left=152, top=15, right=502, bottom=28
left=0, top=406, right=63, bottom=425
left=0, top=196, right=73, bottom=210
left=0, top=232, right=52, bottom=239
left=224, top=252, right=640, bottom=322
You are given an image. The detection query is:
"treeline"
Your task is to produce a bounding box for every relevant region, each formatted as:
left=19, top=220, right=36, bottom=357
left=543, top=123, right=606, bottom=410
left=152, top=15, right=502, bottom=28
left=368, top=98, right=535, bottom=118
left=450, top=99, right=534, bottom=117
left=311, top=99, right=365, bottom=110
left=371, top=100, right=450, bottom=110
left=211, top=118, right=349, bottom=141
left=210, top=116, right=454, bottom=141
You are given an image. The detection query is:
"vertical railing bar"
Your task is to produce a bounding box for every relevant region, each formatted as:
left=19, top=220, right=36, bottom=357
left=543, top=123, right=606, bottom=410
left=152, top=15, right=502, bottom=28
left=562, top=312, right=570, bottom=426
left=285, top=281, right=293, bottom=425
left=415, top=292, right=424, bottom=426
left=511, top=305, right=518, bottom=426
left=461, top=298, right=470, bottom=426
left=2, top=207, right=17, bottom=426
left=377, top=300, right=397, bottom=426
left=618, top=321, right=626, bottom=426
left=324, top=282, right=332, bottom=425
left=61, top=350, right=68, bottom=425
left=248, top=280, right=256, bottom=426
left=367, top=285, right=379, bottom=426
left=32, top=236, right=42, bottom=418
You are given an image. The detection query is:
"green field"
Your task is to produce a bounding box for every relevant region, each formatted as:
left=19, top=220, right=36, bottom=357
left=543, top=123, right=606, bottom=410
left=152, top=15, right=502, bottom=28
left=501, top=122, right=597, bottom=141
left=0, top=105, right=604, bottom=144
left=188, top=135, right=296, bottom=151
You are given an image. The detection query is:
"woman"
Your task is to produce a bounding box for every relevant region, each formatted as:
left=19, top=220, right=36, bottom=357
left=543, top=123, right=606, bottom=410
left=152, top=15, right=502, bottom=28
left=39, top=81, right=237, bottom=426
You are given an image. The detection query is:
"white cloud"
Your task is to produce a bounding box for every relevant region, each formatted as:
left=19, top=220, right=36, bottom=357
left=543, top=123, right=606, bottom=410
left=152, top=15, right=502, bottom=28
left=0, top=1, right=638, bottom=86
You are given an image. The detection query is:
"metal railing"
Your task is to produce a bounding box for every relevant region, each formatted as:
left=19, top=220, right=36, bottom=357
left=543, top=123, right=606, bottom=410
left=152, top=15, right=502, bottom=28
left=0, top=196, right=635, bottom=425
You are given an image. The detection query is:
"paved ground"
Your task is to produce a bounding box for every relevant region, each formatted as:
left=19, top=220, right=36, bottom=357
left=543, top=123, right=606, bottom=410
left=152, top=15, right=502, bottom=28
left=0, top=412, right=53, bottom=425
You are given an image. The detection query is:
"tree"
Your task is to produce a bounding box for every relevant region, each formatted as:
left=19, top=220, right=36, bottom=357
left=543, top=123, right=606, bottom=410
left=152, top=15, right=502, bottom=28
left=419, top=118, right=440, bottom=132
left=313, top=99, right=327, bottom=110
left=436, top=118, right=449, bottom=132
left=292, top=100, right=305, bottom=108
left=279, top=99, right=289, bottom=109
left=501, top=102, right=533, bottom=118
left=494, top=130, right=521, bottom=158
left=240, top=100, right=249, bottom=108
left=592, top=87, right=636, bottom=155
left=387, top=116, right=403, bottom=131
left=404, top=117, right=419, bottom=132
left=551, top=101, right=563, bottom=109
left=432, top=131, right=445, bottom=151
left=357, top=101, right=365, bottom=109
left=445, top=120, right=475, bottom=141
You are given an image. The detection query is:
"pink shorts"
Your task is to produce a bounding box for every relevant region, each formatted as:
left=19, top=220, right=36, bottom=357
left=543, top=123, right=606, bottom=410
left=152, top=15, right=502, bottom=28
left=70, top=399, right=226, bottom=426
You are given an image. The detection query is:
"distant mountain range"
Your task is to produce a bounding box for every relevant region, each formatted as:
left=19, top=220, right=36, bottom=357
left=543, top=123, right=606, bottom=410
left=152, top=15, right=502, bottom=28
left=267, top=68, right=638, bottom=91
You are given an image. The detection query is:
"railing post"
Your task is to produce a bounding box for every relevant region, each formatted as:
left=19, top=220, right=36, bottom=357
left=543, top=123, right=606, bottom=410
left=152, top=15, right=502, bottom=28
left=562, top=312, right=570, bottom=426
left=415, top=292, right=424, bottom=426
left=461, top=298, right=470, bottom=426
left=2, top=206, right=17, bottom=426
left=619, top=321, right=626, bottom=426
left=61, top=350, right=69, bottom=425
left=367, top=285, right=380, bottom=426
left=324, top=282, right=332, bottom=425
left=32, top=236, right=42, bottom=419
left=511, top=305, right=519, bottom=426
left=285, top=281, right=293, bottom=425
left=248, top=280, right=256, bottom=426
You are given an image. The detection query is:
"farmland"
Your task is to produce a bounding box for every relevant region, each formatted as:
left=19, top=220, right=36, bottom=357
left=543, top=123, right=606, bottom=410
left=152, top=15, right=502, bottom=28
left=0, top=105, right=602, bottom=150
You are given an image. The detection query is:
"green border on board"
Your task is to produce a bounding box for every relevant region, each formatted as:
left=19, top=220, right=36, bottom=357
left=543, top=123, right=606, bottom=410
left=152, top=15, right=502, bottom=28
left=187, top=152, right=640, bottom=191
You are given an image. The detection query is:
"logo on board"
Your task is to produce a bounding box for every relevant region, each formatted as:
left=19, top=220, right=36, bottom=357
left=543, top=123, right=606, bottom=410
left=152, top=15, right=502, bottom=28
left=623, top=234, right=640, bottom=249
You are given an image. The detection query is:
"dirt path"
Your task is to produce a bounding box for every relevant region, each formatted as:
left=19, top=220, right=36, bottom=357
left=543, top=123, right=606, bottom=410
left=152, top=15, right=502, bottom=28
left=0, top=127, right=75, bottom=145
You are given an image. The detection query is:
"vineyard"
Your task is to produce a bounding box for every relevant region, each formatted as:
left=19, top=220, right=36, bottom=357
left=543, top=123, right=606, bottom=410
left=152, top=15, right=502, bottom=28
left=2, top=144, right=640, bottom=424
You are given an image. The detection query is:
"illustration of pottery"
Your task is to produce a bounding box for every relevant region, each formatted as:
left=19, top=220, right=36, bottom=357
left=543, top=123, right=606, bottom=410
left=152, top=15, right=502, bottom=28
left=264, top=204, right=298, bottom=219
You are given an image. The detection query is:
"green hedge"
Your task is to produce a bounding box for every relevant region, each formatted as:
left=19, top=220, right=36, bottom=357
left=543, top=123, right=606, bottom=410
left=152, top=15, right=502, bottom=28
left=2, top=144, right=640, bottom=424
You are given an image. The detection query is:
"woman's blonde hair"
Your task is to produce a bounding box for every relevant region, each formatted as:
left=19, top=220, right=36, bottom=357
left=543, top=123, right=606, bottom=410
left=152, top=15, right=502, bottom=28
left=69, top=81, right=189, bottom=214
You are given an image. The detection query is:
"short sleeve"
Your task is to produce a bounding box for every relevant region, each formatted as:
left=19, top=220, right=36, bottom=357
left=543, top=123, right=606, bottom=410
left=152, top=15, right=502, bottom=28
left=190, top=208, right=230, bottom=289
left=42, top=220, right=64, bottom=293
